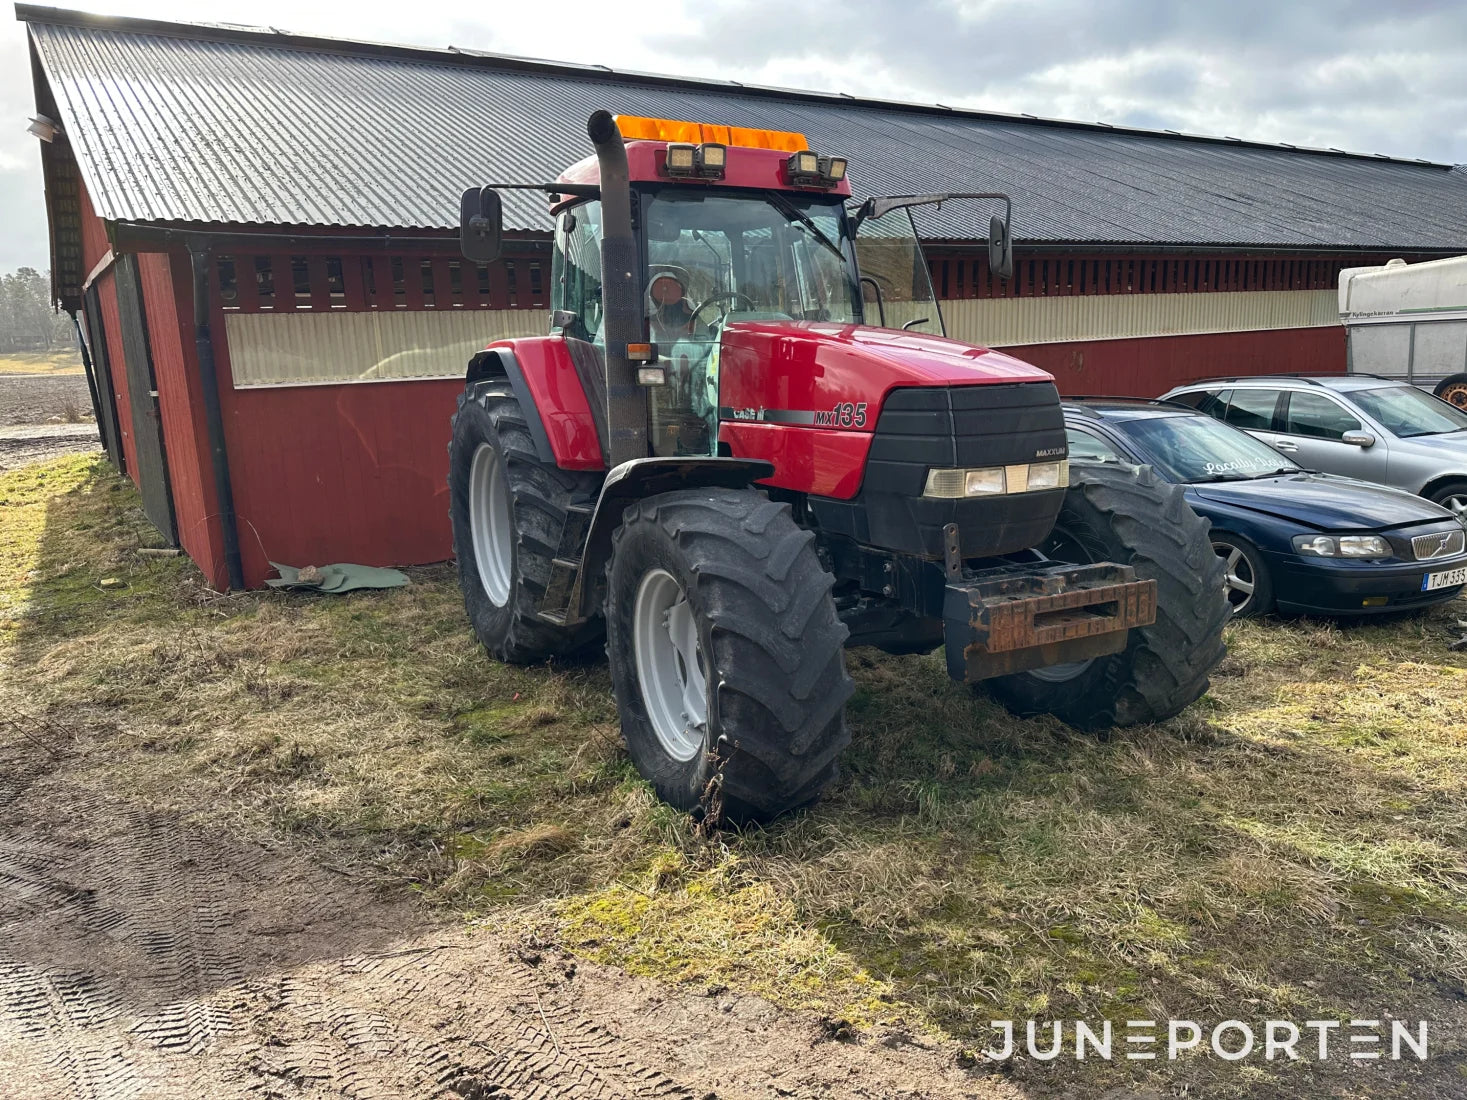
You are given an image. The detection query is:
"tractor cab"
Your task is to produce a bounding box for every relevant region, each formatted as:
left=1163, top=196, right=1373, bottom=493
left=539, top=116, right=952, bottom=457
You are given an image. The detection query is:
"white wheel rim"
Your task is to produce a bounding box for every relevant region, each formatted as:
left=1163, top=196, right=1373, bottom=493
left=632, top=568, right=707, bottom=762
left=1214, top=540, right=1256, bottom=613
left=469, top=443, right=514, bottom=606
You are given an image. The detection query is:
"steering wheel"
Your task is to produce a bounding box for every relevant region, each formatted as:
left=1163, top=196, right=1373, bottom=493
left=688, top=290, right=757, bottom=330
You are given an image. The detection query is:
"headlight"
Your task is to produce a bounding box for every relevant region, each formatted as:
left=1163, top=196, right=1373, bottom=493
left=1025, top=460, right=1067, bottom=491
left=1292, top=534, right=1392, bottom=558
left=923, top=461, right=1068, bottom=499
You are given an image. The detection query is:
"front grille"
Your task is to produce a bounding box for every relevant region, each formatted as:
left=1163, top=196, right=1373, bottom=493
left=864, top=382, right=1066, bottom=496
left=808, top=382, right=1067, bottom=559
left=1411, top=528, right=1466, bottom=560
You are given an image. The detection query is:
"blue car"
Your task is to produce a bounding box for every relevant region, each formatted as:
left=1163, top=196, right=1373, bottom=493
left=1062, top=400, right=1467, bottom=617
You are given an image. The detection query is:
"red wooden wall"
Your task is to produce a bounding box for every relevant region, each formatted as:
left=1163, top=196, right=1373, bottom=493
left=1008, top=326, right=1346, bottom=398
left=91, top=268, right=140, bottom=480
left=218, top=380, right=464, bottom=587
left=203, top=244, right=548, bottom=588
left=141, top=252, right=226, bottom=577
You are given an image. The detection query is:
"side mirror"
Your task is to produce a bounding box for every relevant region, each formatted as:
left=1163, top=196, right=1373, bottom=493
left=988, top=214, right=1014, bottom=281
left=460, top=186, right=503, bottom=263
left=1342, top=431, right=1376, bottom=448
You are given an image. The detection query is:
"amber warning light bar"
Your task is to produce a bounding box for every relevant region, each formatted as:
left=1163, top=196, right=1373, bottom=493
left=614, top=114, right=845, bottom=186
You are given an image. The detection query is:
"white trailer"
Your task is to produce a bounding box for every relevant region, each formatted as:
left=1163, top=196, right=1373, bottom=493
left=1340, top=255, right=1467, bottom=408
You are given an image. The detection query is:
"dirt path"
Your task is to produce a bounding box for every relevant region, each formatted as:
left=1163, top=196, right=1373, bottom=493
left=0, top=721, right=1011, bottom=1100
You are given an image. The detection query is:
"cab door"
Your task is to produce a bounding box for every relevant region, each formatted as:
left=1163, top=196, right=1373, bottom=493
left=1273, top=390, right=1388, bottom=481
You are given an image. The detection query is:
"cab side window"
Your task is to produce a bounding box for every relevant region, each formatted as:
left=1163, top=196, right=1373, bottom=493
left=1283, top=392, right=1362, bottom=440
left=1170, top=388, right=1226, bottom=416
left=553, top=203, right=604, bottom=344
left=1224, top=389, right=1281, bottom=431
left=1066, top=427, right=1124, bottom=463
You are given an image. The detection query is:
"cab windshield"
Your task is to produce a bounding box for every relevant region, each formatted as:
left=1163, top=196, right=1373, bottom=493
left=1122, top=415, right=1301, bottom=483
left=640, top=188, right=861, bottom=337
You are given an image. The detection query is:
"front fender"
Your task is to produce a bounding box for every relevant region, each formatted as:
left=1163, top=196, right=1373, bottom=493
left=572, top=457, right=775, bottom=622
left=467, top=337, right=605, bottom=470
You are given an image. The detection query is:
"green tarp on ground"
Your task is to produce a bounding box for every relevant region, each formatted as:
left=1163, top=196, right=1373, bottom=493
left=267, top=562, right=409, bottom=594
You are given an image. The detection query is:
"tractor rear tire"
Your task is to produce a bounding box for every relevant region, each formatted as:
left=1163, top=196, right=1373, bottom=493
left=985, top=463, right=1228, bottom=729
left=604, top=488, right=854, bottom=823
left=449, top=380, right=603, bottom=663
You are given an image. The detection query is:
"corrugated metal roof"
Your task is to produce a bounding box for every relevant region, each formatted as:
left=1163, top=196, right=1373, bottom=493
left=21, top=5, right=1467, bottom=249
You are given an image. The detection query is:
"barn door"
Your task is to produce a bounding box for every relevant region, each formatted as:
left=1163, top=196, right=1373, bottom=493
left=81, top=285, right=125, bottom=473
left=113, top=255, right=178, bottom=545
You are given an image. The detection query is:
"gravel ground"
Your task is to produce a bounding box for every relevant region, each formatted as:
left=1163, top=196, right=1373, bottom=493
left=0, top=424, right=102, bottom=471
left=0, top=371, right=95, bottom=427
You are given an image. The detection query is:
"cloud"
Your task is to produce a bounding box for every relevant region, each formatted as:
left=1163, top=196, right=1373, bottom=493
left=653, top=0, right=1467, bottom=161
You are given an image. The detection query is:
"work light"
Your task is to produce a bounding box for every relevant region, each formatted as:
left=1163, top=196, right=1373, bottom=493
left=666, top=143, right=697, bottom=176
left=696, top=142, right=726, bottom=178
left=820, top=156, right=847, bottom=183
left=786, top=150, right=822, bottom=184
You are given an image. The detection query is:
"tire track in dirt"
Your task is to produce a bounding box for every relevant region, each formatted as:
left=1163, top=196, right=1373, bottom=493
left=0, top=725, right=1008, bottom=1100
left=231, top=946, right=693, bottom=1099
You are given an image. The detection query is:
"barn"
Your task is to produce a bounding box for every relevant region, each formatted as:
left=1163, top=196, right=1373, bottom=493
left=20, top=4, right=1467, bottom=590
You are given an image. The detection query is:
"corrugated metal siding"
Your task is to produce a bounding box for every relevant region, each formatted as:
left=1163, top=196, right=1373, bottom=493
left=26, top=18, right=1467, bottom=250
left=943, top=289, right=1338, bottom=347
left=223, top=309, right=543, bottom=386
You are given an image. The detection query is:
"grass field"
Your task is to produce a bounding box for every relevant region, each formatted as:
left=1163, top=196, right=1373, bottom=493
left=3, top=454, right=1465, bottom=1096
left=0, top=349, right=83, bottom=375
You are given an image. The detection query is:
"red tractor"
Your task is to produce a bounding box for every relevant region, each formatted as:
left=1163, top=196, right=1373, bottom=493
left=450, top=111, right=1227, bottom=822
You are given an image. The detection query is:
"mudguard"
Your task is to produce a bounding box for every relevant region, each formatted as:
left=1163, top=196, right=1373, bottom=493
left=569, top=456, right=775, bottom=623
left=466, top=338, right=605, bottom=470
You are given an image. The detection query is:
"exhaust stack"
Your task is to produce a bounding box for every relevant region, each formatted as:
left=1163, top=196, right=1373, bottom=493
left=586, top=110, right=649, bottom=467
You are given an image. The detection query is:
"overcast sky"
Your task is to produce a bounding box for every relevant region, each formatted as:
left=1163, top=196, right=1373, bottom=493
left=3, top=0, right=1465, bottom=275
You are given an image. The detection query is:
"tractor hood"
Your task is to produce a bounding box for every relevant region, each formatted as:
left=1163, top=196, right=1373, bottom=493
left=716, top=322, right=1054, bottom=422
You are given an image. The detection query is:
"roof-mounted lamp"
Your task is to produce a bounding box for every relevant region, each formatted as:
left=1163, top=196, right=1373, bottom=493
left=26, top=115, right=60, bottom=142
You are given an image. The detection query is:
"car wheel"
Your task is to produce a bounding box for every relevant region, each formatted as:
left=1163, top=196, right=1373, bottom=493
left=1212, top=534, right=1273, bottom=617
left=1434, top=374, right=1467, bottom=411
left=1426, top=479, right=1467, bottom=519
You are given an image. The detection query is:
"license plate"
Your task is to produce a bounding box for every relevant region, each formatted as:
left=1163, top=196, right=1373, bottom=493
left=1422, top=567, right=1467, bottom=591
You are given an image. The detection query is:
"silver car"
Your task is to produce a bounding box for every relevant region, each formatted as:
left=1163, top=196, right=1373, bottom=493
left=1159, top=375, right=1467, bottom=517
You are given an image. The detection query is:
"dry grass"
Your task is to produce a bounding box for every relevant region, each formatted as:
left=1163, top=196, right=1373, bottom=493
left=4, top=454, right=1466, bottom=1096
left=0, top=349, right=83, bottom=375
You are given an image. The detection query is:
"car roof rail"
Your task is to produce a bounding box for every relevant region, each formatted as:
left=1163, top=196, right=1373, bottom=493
left=1179, top=372, right=1361, bottom=388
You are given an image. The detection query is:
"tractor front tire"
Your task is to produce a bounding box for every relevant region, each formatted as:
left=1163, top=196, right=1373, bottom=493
left=985, top=463, right=1228, bottom=729
left=449, top=380, right=603, bottom=663
left=605, top=488, right=853, bottom=823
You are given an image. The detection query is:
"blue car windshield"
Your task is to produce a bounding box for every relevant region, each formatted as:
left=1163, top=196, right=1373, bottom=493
left=1349, top=385, right=1467, bottom=438
left=1122, top=415, right=1301, bottom=483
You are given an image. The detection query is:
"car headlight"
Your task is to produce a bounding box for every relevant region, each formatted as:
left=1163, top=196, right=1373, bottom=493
left=1292, top=534, right=1392, bottom=558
